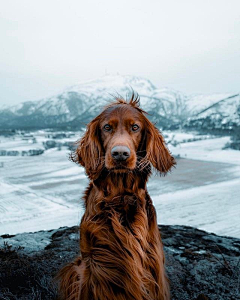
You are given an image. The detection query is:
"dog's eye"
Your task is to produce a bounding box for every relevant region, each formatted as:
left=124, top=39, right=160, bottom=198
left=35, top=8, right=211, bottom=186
left=103, top=124, right=112, bottom=131
left=132, top=124, right=139, bottom=131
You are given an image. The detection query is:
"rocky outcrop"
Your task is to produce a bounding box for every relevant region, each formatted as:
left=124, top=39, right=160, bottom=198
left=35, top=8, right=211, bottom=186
left=0, top=225, right=239, bottom=300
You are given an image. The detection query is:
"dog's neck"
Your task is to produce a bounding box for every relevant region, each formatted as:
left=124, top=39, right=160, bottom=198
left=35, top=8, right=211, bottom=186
left=92, top=167, right=151, bottom=198
left=83, top=168, right=152, bottom=216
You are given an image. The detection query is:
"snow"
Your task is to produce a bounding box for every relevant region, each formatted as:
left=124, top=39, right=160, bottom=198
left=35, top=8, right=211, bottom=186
left=0, top=181, right=82, bottom=234
left=194, top=95, right=240, bottom=125
left=1, top=74, right=239, bottom=128
left=187, top=93, right=233, bottom=114
left=65, top=74, right=156, bottom=97
left=169, top=136, right=240, bottom=165
left=0, top=74, right=239, bottom=238
left=154, top=178, right=240, bottom=238
left=0, top=131, right=79, bottom=152
left=0, top=131, right=240, bottom=238
left=0, top=136, right=44, bottom=151
left=0, top=148, right=85, bottom=234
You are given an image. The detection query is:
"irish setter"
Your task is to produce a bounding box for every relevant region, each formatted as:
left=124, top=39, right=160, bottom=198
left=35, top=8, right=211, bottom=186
left=58, top=94, right=175, bottom=300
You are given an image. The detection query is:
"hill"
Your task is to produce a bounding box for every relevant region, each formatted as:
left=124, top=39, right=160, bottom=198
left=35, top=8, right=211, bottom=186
left=0, top=74, right=239, bottom=131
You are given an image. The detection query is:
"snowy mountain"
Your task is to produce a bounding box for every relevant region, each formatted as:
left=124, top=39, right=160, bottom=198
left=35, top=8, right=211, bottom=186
left=0, top=75, right=156, bottom=129
left=185, top=94, right=240, bottom=131
left=0, top=74, right=239, bottom=131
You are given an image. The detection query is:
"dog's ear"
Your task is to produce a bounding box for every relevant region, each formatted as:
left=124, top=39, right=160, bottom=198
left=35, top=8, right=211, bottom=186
left=143, top=118, right=176, bottom=174
left=71, top=117, right=103, bottom=179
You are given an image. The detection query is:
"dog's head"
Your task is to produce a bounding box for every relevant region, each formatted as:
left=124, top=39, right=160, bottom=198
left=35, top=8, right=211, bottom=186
left=72, top=93, right=175, bottom=180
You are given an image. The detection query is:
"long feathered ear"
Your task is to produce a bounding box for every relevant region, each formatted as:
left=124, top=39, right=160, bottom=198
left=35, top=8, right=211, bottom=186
left=144, top=118, right=176, bottom=174
left=71, top=117, right=104, bottom=179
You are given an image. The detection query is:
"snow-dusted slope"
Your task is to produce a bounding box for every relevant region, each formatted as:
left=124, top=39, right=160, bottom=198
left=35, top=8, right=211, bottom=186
left=65, top=74, right=156, bottom=97
left=186, top=94, right=240, bottom=129
left=0, top=74, right=239, bottom=130
left=0, top=75, right=158, bottom=129
left=4, top=74, right=156, bottom=117
left=186, top=93, right=232, bottom=114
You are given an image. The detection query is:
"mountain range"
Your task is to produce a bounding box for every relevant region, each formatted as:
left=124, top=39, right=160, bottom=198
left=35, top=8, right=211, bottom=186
left=0, top=74, right=239, bottom=131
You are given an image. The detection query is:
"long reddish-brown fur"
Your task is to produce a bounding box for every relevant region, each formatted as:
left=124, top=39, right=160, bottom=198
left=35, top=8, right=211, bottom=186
left=58, top=93, right=175, bottom=300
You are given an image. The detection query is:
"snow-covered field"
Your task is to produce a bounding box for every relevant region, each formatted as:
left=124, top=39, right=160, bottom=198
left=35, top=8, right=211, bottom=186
left=0, top=131, right=239, bottom=238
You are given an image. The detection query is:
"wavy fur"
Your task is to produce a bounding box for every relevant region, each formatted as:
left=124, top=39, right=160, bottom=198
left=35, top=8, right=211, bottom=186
left=58, top=93, right=175, bottom=299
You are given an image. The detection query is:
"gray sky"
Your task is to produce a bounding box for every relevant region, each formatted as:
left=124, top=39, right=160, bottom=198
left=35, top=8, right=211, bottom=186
left=1, top=0, right=240, bottom=106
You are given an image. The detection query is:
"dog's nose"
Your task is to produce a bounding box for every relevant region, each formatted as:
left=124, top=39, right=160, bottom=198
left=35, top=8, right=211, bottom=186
left=111, top=145, right=130, bottom=161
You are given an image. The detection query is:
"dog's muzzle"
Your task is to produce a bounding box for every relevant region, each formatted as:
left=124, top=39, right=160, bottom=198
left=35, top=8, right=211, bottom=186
left=111, top=145, right=130, bottom=161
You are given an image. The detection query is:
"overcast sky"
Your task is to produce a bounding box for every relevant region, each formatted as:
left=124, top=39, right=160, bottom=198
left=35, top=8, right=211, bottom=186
left=1, top=0, right=240, bottom=106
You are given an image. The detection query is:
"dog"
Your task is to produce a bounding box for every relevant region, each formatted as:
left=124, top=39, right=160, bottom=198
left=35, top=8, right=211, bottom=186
left=58, top=93, right=175, bottom=300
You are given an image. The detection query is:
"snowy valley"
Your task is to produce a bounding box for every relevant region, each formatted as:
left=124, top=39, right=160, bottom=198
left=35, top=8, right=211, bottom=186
left=0, top=129, right=239, bottom=238
left=0, top=74, right=239, bottom=238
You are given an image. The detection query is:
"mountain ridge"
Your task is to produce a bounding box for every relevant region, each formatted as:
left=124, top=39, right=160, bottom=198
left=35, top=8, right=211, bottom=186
left=0, top=74, right=239, bottom=130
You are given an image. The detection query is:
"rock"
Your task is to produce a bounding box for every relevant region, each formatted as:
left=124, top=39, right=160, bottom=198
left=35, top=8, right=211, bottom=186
left=0, top=225, right=239, bottom=300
